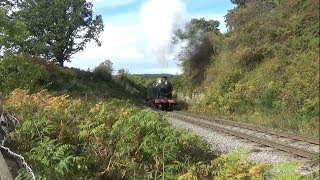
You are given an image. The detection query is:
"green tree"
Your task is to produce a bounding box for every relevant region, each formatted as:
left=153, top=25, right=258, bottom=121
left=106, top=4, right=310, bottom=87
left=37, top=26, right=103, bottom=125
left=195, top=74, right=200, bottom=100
left=17, top=0, right=104, bottom=66
left=93, top=60, right=113, bottom=81
left=0, top=52, right=49, bottom=94
left=0, top=0, right=15, bottom=7
left=0, top=7, right=10, bottom=52
left=230, top=0, right=248, bottom=6
left=174, top=18, right=220, bottom=90
left=0, top=5, right=30, bottom=55
left=116, top=68, right=129, bottom=81
left=174, top=18, right=220, bottom=44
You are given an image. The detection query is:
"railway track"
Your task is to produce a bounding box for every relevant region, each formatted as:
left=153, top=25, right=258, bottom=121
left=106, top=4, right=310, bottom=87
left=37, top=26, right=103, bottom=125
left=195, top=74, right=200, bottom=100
left=169, top=111, right=319, bottom=160
left=177, top=111, right=320, bottom=145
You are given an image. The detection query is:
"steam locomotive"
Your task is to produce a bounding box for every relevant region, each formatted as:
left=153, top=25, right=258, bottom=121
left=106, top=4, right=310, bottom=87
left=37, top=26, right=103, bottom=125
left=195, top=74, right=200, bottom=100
left=146, top=76, right=177, bottom=110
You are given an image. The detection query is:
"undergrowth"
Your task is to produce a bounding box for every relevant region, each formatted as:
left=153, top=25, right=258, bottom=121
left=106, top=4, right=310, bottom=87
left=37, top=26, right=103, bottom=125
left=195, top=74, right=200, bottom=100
left=187, top=0, right=319, bottom=137
left=5, top=89, right=215, bottom=179
left=4, top=89, right=314, bottom=179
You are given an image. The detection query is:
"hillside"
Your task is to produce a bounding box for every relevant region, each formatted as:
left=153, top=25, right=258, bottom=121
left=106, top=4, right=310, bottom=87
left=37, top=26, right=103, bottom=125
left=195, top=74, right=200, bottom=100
left=0, top=54, right=146, bottom=102
left=177, top=0, right=319, bottom=136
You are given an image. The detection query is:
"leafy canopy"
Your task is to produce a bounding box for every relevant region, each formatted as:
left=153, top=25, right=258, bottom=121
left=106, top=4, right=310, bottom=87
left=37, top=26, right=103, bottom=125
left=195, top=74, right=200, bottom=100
left=93, top=60, right=113, bottom=81
left=17, top=0, right=104, bottom=66
left=174, top=18, right=220, bottom=44
left=174, top=18, right=220, bottom=90
left=230, top=0, right=248, bottom=6
left=0, top=5, right=30, bottom=54
left=0, top=0, right=15, bottom=7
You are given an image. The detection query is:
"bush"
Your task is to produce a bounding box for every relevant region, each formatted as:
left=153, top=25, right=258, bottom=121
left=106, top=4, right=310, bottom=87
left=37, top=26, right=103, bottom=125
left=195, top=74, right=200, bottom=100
left=178, top=149, right=267, bottom=179
left=0, top=53, right=49, bottom=94
left=93, top=60, right=113, bottom=81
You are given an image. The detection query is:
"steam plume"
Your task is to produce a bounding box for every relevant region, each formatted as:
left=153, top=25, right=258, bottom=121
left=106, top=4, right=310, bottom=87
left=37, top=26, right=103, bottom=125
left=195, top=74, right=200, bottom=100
left=140, top=0, right=186, bottom=66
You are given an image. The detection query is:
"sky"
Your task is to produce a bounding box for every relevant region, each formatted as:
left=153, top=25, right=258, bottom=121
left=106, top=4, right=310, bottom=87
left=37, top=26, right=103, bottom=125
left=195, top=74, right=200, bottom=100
left=65, top=0, right=235, bottom=74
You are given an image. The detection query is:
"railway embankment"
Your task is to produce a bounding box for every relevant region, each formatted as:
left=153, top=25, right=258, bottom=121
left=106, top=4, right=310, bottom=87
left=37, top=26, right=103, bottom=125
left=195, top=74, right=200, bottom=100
left=167, top=111, right=320, bottom=175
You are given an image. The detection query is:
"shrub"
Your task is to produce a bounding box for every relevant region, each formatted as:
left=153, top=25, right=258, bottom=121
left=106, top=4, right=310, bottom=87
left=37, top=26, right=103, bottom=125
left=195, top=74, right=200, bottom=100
left=178, top=148, right=267, bottom=179
left=0, top=53, right=49, bottom=94
left=93, top=60, right=113, bottom=81
left=5, top=89, right=214, bottom=179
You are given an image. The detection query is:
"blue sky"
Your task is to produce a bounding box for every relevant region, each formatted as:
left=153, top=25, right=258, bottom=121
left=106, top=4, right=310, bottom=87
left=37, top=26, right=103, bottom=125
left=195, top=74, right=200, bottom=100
left=66, top=0, right=235, bottom=74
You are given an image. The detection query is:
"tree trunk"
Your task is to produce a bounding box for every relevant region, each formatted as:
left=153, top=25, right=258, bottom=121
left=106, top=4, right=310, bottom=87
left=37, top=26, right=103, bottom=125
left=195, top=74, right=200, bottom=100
left=57, top=55, right=64, bottom=66
left=58, top=60, right=64, bottom=66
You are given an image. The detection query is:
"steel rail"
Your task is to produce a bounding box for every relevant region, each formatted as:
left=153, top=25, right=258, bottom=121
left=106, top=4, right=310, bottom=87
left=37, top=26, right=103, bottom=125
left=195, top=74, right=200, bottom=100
left=171, top=113, right=319, bottom=159
left=176, top=111, right=319, bottom=145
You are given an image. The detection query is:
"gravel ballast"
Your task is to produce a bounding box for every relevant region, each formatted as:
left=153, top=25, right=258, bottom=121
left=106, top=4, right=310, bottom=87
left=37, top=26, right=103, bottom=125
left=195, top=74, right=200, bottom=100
left=176, top=114, right=320, bottom=153
left=167, top=117, right=319, bottom=175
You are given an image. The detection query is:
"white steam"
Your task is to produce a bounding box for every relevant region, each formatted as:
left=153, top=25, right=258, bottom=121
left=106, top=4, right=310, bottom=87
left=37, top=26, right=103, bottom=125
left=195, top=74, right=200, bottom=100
left=140, top=0, right=186, bottom=66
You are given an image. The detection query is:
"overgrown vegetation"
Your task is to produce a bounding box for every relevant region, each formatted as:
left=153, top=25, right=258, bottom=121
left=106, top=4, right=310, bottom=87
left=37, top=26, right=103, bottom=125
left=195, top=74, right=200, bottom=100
left=8, top=89, right=310, bottom=179
left=176, top=0, right=319, bottom=136
left=2, top=90, right=219, bottom=178
left=1, top=0, right=319, bottom=178
left=174, top=18, right=221, bottom=92
left=0, top=54, right=145, bottom=104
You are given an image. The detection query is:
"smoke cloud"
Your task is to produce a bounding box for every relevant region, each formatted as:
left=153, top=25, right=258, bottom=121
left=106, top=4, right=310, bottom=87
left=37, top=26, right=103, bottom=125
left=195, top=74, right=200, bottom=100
left=140, top=0, right=186, bottom=66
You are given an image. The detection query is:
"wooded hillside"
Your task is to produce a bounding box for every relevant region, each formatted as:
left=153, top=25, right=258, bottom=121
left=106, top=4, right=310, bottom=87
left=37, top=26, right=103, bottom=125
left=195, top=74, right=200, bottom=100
left=176, top=0, right=319, bottom=136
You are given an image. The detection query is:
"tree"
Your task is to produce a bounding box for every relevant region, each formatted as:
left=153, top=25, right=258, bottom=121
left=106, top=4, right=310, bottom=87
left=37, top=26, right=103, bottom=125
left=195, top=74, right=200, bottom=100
left=93, top=60, right=113, bottom=81
left=174, top=18, right=220, bottom=89
left=186, top=18, right=220, bottom=35
left=0, top=5, right=30, bottom=55
left=174, top=18, right=220, bottom=44
left=230, top=0, right=249, bottom=6
left=17, top=0, right=103, bottom=66
left=0, top=7, right=10, bottom=53
left=117, top=68, right=129, bottom=76
left=0, top=0, right=15, bottom=7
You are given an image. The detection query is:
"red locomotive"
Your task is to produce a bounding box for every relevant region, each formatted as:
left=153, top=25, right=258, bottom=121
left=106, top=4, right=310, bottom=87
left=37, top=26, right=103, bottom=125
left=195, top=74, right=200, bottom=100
left=146, top=76, right=176, bottom=110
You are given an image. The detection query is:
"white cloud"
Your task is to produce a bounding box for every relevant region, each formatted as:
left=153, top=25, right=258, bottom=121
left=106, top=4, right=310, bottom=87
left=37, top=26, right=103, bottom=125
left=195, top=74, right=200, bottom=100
left=67, top=21, right=146, bottom=70
left=68, top=0, right=231, bottom=74
left=71, top=23, right=144, bottom=62
left=70, top=0, right=187, bottom=71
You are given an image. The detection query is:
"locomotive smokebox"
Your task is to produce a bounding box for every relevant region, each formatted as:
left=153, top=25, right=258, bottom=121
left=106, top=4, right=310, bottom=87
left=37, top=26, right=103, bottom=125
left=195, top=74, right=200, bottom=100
left=146, top=76, right=177, bottom=110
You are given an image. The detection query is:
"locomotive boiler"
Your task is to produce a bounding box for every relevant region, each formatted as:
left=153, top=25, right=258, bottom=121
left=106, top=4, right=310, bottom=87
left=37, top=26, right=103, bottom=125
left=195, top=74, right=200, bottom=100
left=146, top=76, right=176, bottom=110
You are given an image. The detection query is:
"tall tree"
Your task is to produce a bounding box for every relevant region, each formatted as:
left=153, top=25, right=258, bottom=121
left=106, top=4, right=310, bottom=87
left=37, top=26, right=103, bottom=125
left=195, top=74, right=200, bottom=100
left=174, top=18, right=220, bottom=89
left=18, top=0, right=103, bottom=66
